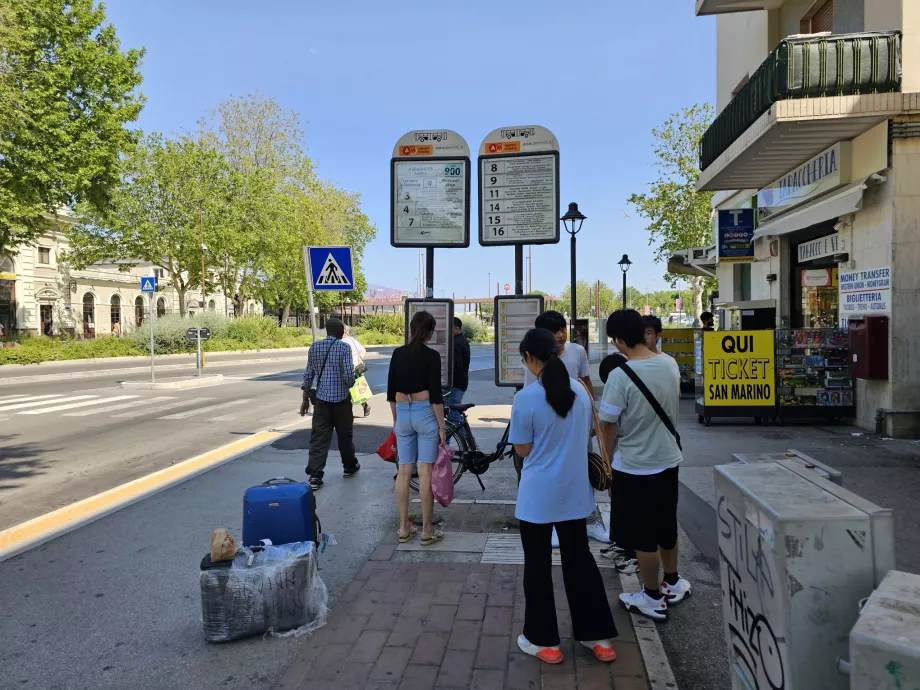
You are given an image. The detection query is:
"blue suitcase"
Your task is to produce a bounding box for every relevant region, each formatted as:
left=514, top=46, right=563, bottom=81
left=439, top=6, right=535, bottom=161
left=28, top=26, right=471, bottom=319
left=242, top=477, right=319, bottom=547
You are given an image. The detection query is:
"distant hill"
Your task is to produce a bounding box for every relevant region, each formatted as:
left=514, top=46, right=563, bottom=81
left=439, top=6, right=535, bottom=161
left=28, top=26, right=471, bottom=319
left=365, top=283, right=409, bottom=302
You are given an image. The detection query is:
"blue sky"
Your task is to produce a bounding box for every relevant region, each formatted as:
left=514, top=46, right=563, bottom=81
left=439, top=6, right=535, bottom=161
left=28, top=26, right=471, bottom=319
left=105, top=0, right=715, bottom=299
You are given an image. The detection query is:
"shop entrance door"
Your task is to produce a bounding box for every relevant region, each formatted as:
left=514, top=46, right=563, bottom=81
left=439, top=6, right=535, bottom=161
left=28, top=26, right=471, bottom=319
left=791, top=224, right=840, bottom=328
left=0, top=279, right=13, bottom=335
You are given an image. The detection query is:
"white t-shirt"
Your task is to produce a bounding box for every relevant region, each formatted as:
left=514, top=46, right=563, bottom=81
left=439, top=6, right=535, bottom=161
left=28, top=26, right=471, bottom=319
left=597, top=354, right=682, bottom=475
left=523, top=342, right=590, bottom=387
left=509, top=378, right=596, bottom=523
left=342, top=335, right=366, bottom=368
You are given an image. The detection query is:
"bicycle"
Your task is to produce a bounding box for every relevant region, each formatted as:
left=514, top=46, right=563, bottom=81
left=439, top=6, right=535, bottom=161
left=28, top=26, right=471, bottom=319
left=408, top=399, right=516, bottom=493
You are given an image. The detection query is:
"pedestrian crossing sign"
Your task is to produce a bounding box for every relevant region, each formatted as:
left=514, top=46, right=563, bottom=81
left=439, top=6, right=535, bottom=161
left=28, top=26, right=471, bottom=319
left=140, top=276, right=156, bottom=293
left=305, top=246, right=354, bottom=292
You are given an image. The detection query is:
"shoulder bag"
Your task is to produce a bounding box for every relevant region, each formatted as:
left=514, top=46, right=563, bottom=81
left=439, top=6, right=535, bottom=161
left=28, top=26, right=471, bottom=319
left=307, top=340, right=334, bottom=405
left=618, top=362, right=682, bottom=451
left=578, top=379, right=612, bottom=492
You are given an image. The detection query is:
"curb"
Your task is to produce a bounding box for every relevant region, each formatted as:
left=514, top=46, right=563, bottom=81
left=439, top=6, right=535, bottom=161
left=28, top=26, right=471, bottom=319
left=618, top=571, right=680, bottom=690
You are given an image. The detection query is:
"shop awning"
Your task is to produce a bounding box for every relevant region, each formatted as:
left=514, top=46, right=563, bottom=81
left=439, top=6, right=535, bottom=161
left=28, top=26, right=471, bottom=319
left=667, top=245, right=718, bottom=278
left=752, top=175, right=883, bottom=240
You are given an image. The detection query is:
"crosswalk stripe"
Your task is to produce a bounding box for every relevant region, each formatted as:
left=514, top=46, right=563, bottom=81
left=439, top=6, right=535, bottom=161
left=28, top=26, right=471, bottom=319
left=0, top=394, right=30, bottom=402
left=0, top=395, right=81, bottom=412
left=63, top=396, right=176, bottom=417
left=19, top=395, right=139, bottom=415
left=112, top=398, right=215, bottom=419
left=159, top=399, right=251, bottom=420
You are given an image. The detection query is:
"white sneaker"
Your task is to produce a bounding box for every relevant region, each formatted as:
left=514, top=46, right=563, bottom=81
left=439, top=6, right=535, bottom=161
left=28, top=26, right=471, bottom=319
left=517, top=634, right=564, bottom=664
left=614, top=556, right=639, bottom=574
left=586, top=521, right=611, bottom=544
left=661, top=577, right=692, bottom=605
left=619, top=590, right=668, bottom=622
left=551, top=527, right=560, bottom=549
left=599, top=543, right=624, bottom=560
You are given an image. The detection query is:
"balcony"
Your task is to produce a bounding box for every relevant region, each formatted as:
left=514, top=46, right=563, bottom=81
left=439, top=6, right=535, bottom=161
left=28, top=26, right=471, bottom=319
left=698, top=31, right=903, bottom=192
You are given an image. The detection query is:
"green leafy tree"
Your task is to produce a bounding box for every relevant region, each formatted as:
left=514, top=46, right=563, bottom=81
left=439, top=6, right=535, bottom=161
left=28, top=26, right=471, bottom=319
left=628, top=104, right=716, bottom=321
left=0, top=0, right=144, bottom=258
left=66, top=134, right=232, bottom=315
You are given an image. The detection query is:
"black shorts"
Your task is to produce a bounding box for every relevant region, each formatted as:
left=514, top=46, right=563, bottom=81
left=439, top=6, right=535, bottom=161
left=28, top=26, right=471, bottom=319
left=612, top=466, right=679, bottom=553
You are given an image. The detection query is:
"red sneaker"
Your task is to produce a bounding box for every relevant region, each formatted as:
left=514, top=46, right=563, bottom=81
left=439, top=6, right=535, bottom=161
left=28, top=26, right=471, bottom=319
left=580, top=640, right=617, bottom=662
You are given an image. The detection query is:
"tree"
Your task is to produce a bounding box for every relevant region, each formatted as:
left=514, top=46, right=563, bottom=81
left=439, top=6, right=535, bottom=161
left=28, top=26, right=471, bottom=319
left=628, top=104, right=716, bottom=321
left=66, top=134, right=233, bottom=315
left=560, top=281, right=645, bottom=318
left=0, top=0, right=144, bottom=258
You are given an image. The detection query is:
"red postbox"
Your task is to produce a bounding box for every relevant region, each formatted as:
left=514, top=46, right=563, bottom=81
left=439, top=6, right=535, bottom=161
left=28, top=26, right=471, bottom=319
left=848, top=316, right=888, bottom=380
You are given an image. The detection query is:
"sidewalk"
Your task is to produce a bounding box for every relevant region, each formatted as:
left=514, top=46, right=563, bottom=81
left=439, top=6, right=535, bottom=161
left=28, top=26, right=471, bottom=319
left=276, top=501, right=652, bottom=690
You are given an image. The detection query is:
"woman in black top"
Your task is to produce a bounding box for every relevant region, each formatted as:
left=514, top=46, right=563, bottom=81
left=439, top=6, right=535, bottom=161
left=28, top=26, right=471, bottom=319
left=388, top=311, right=446, bottom=546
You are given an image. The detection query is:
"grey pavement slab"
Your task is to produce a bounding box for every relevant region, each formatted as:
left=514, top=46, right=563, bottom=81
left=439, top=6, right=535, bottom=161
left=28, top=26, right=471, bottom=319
left=0, top=445, right=397, bottom=690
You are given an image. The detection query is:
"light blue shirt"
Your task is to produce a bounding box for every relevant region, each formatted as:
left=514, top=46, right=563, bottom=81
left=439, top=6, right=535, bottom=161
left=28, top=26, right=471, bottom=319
left=509, top=378, right=596, bottom=524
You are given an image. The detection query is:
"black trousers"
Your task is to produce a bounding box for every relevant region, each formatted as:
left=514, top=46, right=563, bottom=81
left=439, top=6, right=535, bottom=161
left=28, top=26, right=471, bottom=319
left=519, top=518, right=617, bottom=647
left=307, top=399, right=358, bottom=480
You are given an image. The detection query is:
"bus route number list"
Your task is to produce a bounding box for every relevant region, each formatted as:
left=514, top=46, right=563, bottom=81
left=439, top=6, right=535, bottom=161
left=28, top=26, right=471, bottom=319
left=394, top=161, right=467, bottom=246
left=481, top=154, right=557, bottom=245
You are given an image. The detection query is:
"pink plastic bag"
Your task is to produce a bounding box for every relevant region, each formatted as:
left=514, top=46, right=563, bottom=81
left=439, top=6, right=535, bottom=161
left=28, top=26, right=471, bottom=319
left=431, top=445, right=455, bottom=507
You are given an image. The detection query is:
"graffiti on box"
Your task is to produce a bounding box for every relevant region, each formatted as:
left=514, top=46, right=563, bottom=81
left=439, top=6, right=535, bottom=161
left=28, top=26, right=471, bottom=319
left=718, top=494, right=786, bottom=690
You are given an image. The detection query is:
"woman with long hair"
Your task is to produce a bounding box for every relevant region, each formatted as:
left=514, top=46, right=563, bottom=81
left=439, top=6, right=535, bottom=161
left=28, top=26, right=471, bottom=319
left=510, top=328, right=617, bottom=665
left=387, top=310, right=446, bottom=545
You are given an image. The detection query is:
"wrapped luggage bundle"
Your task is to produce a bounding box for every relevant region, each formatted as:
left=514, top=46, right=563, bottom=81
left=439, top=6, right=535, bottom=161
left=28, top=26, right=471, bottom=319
left=200, top=540, right=328, bottom=643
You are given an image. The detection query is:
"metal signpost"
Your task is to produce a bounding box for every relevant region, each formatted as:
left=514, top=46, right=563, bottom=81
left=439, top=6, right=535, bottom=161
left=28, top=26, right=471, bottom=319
left=494, top=295, right=544, bottom=387
left=186, top=327, right=211, bottom=377
left=140, top=276, right=157, bottom=382
left=303, top=245, right=354, bottom=343
left=391, top=130, right=471, bottom=298
left=478, top=126, right=560, bottom=296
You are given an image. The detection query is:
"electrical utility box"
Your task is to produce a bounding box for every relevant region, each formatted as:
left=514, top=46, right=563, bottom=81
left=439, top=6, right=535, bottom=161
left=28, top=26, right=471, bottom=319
left=850, top=570, right=920, bottom=690
left=715, top=460, right=894, bottom=690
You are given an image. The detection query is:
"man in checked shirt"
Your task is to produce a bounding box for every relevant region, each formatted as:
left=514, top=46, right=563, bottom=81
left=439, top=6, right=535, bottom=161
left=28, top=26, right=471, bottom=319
left=300, top=318, right=360, bottom=490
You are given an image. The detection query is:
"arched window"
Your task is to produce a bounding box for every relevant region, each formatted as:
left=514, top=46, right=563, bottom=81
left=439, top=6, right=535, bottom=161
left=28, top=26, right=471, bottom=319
left=110, top=295, right=121, bottom=329
left=156, top=297, right=166, bottom=317
left=248, top=302, right=255, bottom=315
left=208, top=299, right=216, bottom=311
left=135, top=296, right=145, bottom=326
left=83, top=293, right=95, bottom=339
left=0, top=255, right=13, bottom=274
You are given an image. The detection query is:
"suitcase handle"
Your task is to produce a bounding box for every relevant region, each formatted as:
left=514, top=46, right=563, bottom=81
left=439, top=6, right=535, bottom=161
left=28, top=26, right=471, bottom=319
left=263, top=477, right=298, bottom=485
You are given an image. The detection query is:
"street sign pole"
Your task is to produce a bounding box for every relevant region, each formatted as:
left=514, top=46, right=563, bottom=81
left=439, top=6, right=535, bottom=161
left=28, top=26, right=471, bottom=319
left=426, top=248, right=434, bottom=299
left=196, top=331, right=202, bottom=377
left=149, top=292, right=155, bottom=383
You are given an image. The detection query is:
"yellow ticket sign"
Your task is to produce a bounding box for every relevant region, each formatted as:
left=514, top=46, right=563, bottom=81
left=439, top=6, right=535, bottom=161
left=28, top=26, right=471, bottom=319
left=703, top=331, right=775, bottom=406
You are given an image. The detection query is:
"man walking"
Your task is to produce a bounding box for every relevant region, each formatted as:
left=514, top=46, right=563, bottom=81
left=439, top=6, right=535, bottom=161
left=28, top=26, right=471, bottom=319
left=447, top=317, right=470, bottom=427
left=300, top=318, right=360, bottom=491
left=598, top=310, right=690, bottom=622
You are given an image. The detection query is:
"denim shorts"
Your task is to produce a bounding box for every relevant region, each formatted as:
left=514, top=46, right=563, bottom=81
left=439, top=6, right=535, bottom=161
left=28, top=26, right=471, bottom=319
left=395, top=401, right=440, bottom=465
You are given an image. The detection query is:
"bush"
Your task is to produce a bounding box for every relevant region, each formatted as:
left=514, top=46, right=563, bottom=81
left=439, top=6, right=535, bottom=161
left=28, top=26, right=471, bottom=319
left=227, top=315, right=279, bottom=342
left=129, top=313, right=233, bottom=355
left=359, top=312, right=403, bottom=336
left=0, top=336, right=140, bottom=364
left=354, top=328, right=403, bottom=345
left=458, top=314, right=491, bottom=342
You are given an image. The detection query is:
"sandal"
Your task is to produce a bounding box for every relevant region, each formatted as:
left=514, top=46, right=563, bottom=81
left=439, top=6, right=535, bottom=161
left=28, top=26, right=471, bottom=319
left=420, top=530, right=444, bottom=546
left=398, top=527, right=418, bottom=543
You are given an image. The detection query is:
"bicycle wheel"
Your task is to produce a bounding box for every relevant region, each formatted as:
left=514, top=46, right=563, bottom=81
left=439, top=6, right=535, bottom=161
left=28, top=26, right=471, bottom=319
left=409, top=424, right=471, bottom=493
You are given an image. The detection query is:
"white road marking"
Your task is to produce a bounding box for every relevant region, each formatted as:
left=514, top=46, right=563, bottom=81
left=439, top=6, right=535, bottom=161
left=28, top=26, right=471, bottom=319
left=209, top=413, right=242, bottom=422
left=0, top=394, right=30, bottom=402
left=63, top=396, right=176, bottom=417
left=20, top=395, right=139, bottom=415
left=0, top=395, right=80, bottom=412
left=111, top=398, right=215, bottom=419
left=159, top=399, right=251, bottom=420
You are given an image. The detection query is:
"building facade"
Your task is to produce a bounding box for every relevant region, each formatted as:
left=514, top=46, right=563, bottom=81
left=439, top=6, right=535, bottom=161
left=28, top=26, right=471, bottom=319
left=0, top=213, right=261, bottom=339
left=675, top=0, right=920, bottom=434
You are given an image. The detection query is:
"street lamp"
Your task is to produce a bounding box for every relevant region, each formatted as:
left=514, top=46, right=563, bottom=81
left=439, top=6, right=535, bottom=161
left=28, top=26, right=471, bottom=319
left=618, top=254, right=632, bottom=310
left=561, top=202, right=586, bottom=343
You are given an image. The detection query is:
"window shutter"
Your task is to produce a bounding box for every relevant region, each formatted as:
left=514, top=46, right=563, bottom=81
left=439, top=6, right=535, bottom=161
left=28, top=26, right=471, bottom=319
left=812, top=0, right=834, bottom=33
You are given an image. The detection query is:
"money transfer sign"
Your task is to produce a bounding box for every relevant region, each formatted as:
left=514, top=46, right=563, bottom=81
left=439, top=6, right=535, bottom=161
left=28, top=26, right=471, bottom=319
left=478, top=126, right=559, bottom=246
left=494, top=295, right=544, bottom=387
left=391, top=130, right=471, bottom=248
left=840, top=266, right=891, bottom=317
left=703, top=331, right=775, bottom=407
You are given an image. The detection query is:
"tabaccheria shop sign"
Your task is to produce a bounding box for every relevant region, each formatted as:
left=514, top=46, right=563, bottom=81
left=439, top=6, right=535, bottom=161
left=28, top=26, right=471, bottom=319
left=757, top=142, right=850, bottom=222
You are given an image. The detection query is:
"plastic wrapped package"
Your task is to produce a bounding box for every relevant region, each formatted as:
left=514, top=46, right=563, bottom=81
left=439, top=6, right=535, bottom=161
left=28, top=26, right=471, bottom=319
left=200, top=540, right=328, bottom=643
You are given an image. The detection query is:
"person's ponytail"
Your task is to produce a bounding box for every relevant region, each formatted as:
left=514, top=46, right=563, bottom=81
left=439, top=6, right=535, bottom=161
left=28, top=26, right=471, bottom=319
left=519, top=328, right=576, bottom=418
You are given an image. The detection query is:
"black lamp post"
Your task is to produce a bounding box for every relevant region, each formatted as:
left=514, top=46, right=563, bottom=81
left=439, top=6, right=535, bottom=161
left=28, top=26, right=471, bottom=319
left=618, top=254, right=632, bottom=310
left=561, top=202, right=586, bottom=343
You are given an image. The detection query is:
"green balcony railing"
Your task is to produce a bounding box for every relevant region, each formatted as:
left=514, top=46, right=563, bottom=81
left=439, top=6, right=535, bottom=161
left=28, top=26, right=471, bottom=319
left=700, top=31, right=902, bottom=172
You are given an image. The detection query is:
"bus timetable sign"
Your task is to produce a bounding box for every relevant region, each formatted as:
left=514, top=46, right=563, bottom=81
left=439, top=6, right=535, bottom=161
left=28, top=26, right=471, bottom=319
left=186, top=328, right=211, bottom=341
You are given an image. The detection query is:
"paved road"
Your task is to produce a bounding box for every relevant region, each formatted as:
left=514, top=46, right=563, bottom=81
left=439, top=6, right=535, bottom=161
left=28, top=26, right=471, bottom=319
left=0, top=346, right=496, bottom=531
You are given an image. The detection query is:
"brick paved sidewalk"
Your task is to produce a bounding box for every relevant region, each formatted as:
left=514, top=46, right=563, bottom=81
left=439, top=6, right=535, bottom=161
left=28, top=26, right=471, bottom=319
left=276, top=528, right=651, bottom=690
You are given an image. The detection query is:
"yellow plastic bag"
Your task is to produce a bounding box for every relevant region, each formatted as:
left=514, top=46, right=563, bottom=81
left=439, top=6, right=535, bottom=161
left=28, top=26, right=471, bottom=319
left=350, top=375, right=372, bottom=404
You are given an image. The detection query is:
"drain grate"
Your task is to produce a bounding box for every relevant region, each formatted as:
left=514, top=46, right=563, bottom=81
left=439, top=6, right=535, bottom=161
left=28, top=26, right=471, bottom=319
left=831, top=436, right=886, bottom=448
left=480, top=534, right=616, bottom=569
